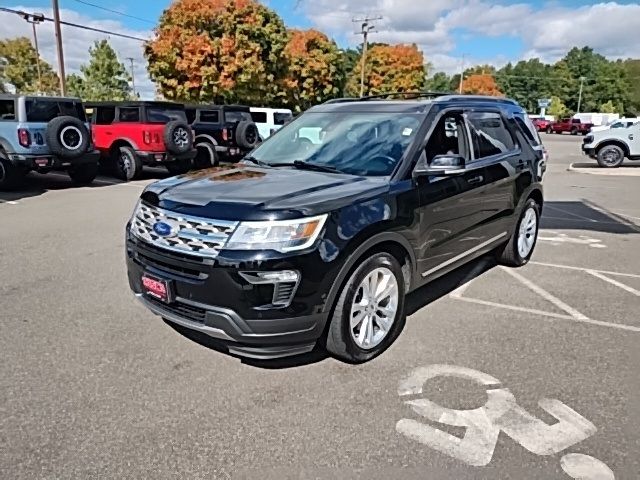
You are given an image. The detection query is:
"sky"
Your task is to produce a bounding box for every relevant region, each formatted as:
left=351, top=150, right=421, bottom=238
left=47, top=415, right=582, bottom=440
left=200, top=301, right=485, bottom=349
left=2, top=0, right=640, bottom=99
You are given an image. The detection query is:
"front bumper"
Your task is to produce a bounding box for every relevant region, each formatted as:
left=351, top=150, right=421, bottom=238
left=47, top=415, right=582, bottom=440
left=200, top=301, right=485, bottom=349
left=9, top=150, right=100, bottom=169
left=135, top=148, right=197, bottom=165
left=126, top=233, right=334, bottom=360
left=581, top=142, right=596, bottom=158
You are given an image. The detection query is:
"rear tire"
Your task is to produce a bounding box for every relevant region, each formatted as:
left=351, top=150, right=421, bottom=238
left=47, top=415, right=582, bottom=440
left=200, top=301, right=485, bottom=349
left=114, top=146, right=142, bottom=181
left=546, top=126, right=552, bottom=134
left=166, top=159, right=192, bottom=176
left=571, top=128, right=578, bottom=135
left=194, top=142, right=218, bottom=169
left=325, top=253, right=406, bottom=363
left=596, top=145, right=625, bottom=168
left=68, top=162, right=99, bottom=185
left=0, top=156, right=25, bottom=191
left=496, top=199, right=540, bottom=267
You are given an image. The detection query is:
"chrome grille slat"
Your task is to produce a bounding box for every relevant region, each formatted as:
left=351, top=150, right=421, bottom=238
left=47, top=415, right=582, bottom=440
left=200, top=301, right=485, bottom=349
left=130, top=203, right=238, bottom=258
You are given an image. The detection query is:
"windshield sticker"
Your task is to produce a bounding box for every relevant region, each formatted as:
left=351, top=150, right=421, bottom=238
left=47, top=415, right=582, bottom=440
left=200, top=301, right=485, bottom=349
left=402, top=128, right=413, bottom=136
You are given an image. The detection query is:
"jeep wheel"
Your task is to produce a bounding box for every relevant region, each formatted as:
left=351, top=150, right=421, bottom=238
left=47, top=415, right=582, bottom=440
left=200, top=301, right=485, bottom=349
left=324, top=253, right=406, bottom=363
left=68, top=163, right=99, bottom=186
left=0, top=156, right=25, bottom=191
left=596, top=145, right=624, bottom=168
left=46, top=116, right=90, bottom=159
left=235, top=121, right=259, bottom=150
left=115, top=146, right=142, bottom=181
left=571, top=127, right=578, bottom=135
left=164, top=121, right=193, bottom=155
left=496, top=198, right=540, bottom=267
left=546, top=126, right=553, bottom=134
left=166, top=159, right=192, bottom=176
left=194, top=142, right=218, bottom=169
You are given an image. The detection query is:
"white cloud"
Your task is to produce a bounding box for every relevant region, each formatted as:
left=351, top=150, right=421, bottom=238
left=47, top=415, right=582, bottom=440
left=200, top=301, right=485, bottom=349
left=298, top=0, right=640, bottom=73
left=0, top=5, right=155, bottom=98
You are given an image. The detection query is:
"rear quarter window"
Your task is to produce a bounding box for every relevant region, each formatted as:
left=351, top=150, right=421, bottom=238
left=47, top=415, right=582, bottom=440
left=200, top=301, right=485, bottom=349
left=26, top=100, right=86, bottom=122
left=274, top=112, right=293, bottom=125
left=250, top=111, right=268, bottom=123
left=0, top=99, right=16, bottom=120
left=515, top=114, right=541, bottom=147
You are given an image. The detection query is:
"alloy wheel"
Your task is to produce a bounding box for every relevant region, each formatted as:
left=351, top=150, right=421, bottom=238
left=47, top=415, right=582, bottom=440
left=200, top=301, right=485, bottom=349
left=517, top=207, right=537, bottom=258
left=349, top=267, right=399, bottom=350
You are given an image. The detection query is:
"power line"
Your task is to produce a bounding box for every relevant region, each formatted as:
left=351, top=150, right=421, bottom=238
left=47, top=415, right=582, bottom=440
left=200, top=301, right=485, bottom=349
left=69, top=0, right=155, bottom=25
left=0, top=7, right=148, bottom=42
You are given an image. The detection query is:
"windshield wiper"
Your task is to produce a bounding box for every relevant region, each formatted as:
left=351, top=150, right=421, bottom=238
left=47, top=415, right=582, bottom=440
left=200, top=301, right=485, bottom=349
left=241, top=155, right=270, bottom=167
left=291, top=160, right=341, bottom=173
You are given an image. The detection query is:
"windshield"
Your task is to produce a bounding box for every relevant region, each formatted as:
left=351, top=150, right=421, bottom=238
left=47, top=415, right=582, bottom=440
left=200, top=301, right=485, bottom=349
left=147, top=107, right=187, bottom=124
left=25, top=99, right=86, bottom=122
left=248, top=111, right=421, bottom=176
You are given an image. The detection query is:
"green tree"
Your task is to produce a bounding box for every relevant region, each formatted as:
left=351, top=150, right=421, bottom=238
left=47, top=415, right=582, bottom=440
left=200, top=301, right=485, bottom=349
left=66, top=73, right=85, bottom=98
left=496, top=59, right=553, bottom=113
left=73, top=40, right=131, bottom=101
left=145, top=0, right=288, bottom=105
left=621, top=59, right=640, bottom=114
left=425, top=71, right=451, bottom=92
left=599, top=100, right=616, bottom=113
left=0, top=37, right=59, bottom=94
left=548, top=95, right=570, bottom=118
left=281, top=29, right=345, bottom=111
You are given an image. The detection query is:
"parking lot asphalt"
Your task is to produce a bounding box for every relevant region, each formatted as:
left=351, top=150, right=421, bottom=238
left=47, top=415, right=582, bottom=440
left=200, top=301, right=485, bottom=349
left=1, top=134, right=639, bottom=479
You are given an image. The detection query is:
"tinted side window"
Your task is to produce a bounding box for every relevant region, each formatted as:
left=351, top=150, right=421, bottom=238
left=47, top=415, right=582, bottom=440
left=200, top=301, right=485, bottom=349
left=118, top=107, right=140, bottom=122
left=467, top=112, right=515, bottom=159
left=96, top=107, right=116, bottom=125
left=274, top=112, right=292, bottom=125
left=0, top=99, right=15, bottom=120
left=515, top=114, right=541, bottom=147
left=250, top=111, right=268, bottom=123
left=185, top=108, right=196, bottom=124
left=199, top=110, right=220, bottom=123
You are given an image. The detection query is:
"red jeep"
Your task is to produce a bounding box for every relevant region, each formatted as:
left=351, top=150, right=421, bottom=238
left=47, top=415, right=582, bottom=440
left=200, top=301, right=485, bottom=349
left=530, top=116, right=552, bottom=132
left=85, top=101, right=196, bottom=180
left=547, top=117, right=593, bottom=135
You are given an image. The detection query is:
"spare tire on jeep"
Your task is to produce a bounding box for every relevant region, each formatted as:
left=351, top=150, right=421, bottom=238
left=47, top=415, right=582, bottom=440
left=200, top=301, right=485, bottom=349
left=46, top=116, right=90, bottom=159
left=164, top=121, right=193, bottom=155
left=235, top=121, right=259, bottom=150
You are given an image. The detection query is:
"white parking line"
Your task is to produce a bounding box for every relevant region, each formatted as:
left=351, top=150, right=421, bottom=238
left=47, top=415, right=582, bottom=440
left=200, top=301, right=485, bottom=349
left=500, top=267, right=589, bottom=320
left=0, top=199, right=18, bottom=204
left=541, top=215, right=625, bottom=226
left=38, top=172, right=144, bottom=188
left=586, top=270, right=640, bottom=297
left=530, top=261, right=640, bottom=279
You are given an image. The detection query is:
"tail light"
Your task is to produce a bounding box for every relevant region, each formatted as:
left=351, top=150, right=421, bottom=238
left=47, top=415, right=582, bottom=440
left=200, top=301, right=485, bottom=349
left=153, top=132, right=160, bottom=144
left=143, top=131, right=151, bottom=144
left=222, top=128, right=229, bottom=142
left=18, top=128, right=31, bottom=148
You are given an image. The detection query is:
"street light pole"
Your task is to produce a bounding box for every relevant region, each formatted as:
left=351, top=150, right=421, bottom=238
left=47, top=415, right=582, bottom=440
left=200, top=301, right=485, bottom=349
left=51, top=0, right=67, bottom=95
left=577, top=76, right=586, bottom=114
left=126, top=57, right=136, bottom=98
left=458, top=54, right=466, bottom=94
left=22, top=13, right=45, bottom=94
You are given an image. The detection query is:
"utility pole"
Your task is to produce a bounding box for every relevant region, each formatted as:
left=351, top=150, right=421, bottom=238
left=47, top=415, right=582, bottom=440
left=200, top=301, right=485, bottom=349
left=51, top=0, right=66, bottom=95
left=126, top=57, right=136, bottom=97
left=577, top=76, right=586, bottom=114
left=353, top=15, right=382, bottom=98
left=458, top=54, right=466, bottom=94
left=21, top=13, right=45, bottom=94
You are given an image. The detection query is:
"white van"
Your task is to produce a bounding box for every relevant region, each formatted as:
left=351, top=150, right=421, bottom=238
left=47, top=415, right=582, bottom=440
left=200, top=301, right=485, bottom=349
left=249, top=107, right=294, bottom=140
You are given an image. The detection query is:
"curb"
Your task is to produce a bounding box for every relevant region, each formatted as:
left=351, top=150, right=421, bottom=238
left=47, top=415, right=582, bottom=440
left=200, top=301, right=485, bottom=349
left=568, top=163, right=640, bottom=176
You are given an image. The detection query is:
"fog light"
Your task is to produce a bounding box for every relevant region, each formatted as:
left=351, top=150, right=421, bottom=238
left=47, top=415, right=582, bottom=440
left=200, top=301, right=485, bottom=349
left=239, top=270, right=300, bottom=307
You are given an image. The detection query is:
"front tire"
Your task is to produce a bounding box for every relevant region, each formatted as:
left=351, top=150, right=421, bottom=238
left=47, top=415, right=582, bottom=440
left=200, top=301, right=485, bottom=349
left=325, top=253, right=406, bottom=363
left=0, top=156, right=25, bottom=191
left=496, top=199, right=540, bottom=267
left=596, top=145, right=624, bottom=168
left=68, top=163, right=98, bottom=185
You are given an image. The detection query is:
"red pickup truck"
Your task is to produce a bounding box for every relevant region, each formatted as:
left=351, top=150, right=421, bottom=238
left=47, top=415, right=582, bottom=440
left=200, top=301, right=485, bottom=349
left=531, top=117, right=552, bottom=132
left=547, top=117, right=593, bottom=135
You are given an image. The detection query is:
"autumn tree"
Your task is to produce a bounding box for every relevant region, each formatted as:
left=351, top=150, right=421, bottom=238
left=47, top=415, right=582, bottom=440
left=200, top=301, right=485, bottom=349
left=281, top=29, right=345, bottom=111
left=145, top=0, right=288, bottom=105
left=460, top=74, right=503, bottom=96
left=0, top=37, right=59, bottom=94
left=347, top=43, right=425, bottom=97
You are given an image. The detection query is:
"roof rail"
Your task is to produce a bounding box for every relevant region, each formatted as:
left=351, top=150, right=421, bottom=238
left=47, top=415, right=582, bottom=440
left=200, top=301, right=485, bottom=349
left=323, top=91, right=452, bottom=104
left=440, top=95, right=520, bottom=106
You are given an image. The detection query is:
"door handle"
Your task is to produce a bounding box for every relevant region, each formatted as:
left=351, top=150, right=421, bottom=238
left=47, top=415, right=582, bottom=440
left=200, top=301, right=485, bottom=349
left=468, top=175, right=484, bottom=185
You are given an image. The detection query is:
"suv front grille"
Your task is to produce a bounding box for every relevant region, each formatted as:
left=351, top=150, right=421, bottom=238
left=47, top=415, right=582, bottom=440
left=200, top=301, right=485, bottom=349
left=130, top=203, right=238, bottom=259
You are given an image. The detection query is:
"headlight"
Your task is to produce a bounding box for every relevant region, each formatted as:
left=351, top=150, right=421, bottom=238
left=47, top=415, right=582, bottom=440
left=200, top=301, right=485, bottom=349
left=225, top=214, right=328, bottom=252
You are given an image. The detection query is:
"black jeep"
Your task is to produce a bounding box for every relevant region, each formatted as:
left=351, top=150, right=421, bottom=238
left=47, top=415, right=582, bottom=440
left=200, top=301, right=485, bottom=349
left=185, top=104, right=260, bottom=168
left=126, top=93, right=546, bottom=363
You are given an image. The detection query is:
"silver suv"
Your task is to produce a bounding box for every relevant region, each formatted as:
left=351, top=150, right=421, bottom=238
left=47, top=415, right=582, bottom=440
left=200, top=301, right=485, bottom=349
left=582, top=122, right=640, bottom=167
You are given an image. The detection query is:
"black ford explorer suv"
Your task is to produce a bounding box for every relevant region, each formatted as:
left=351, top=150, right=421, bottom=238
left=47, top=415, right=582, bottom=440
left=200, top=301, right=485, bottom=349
left=126, top=93, right=545, bottom=363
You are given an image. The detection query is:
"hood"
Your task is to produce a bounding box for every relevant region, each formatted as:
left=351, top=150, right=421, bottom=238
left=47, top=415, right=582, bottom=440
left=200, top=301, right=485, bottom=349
left=141, top=164, right=389, bottom=221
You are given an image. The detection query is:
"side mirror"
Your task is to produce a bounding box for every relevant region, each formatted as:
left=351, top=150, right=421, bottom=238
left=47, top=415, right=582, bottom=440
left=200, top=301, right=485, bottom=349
left=413, top=153, right=467, bottom=178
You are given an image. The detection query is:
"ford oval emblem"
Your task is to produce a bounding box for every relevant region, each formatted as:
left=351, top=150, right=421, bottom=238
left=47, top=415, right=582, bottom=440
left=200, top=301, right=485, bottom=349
left=153, top=221, right=176, bottom=238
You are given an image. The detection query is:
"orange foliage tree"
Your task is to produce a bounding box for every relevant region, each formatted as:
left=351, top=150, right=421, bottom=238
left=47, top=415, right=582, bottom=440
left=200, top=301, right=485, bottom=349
left=347, top=44, right=425, bottom=97
left=281, top=29, right=345, bottom=111
left=460, top=74, right=503, bottom=96
left=144, top=0, right=288, bottom=104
